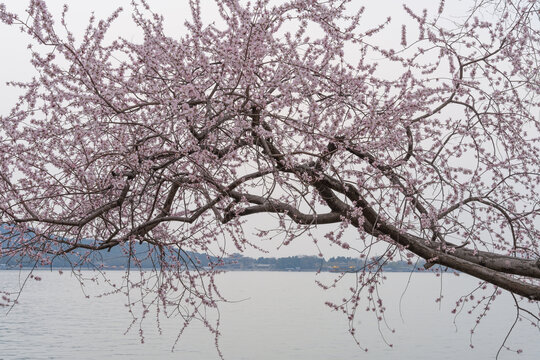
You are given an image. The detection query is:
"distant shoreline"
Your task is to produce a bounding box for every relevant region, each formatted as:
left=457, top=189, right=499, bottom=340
left=0, top=266, right=444, bottom=273
left=1, top=249, right=445, bottom=273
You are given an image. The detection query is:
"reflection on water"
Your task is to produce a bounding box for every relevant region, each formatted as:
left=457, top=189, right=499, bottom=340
left=1, top=271, right=538, bottom=359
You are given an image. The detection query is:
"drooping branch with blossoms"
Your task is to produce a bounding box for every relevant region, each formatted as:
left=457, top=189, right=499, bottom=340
left=0, top=0, right=539, bottom=352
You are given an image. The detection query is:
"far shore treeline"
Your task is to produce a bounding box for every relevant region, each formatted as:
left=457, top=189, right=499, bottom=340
left=1, top=240, right=437, bottom=272
left=1, top=223, right=440, bottom=272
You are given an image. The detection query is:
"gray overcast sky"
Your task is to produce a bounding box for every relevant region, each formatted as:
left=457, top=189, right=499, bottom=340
left=0, top=0, right=469, bottom=258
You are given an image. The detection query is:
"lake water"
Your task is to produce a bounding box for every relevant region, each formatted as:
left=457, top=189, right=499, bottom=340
left=1, top=270, right=538, bottom=359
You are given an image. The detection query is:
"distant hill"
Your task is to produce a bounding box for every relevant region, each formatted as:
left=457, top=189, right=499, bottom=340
left=1, top=224, right=436, bottom=272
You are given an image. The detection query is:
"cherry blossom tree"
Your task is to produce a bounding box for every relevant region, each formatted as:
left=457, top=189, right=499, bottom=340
left=0, top=0, right=539, bottom=353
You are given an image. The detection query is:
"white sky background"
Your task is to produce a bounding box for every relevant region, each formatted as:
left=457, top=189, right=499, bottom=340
left=0, top=0, right=477, bottom=259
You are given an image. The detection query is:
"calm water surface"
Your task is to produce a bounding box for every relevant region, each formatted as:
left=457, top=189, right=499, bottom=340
left=1, top=271, right=539, bottom=359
